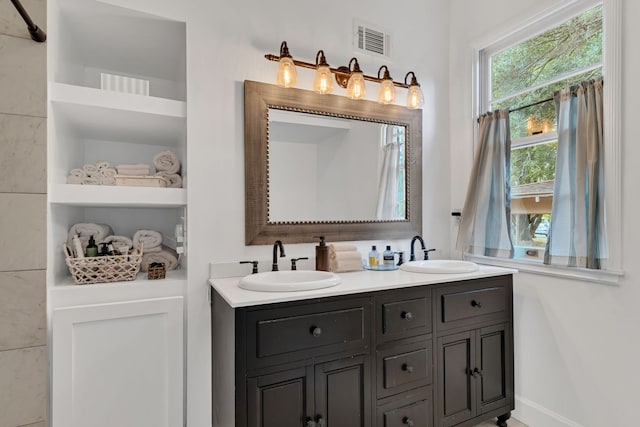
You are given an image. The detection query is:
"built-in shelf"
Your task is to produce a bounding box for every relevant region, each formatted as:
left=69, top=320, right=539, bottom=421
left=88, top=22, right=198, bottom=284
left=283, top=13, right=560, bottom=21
left=49, top=184, right=187, bottom=207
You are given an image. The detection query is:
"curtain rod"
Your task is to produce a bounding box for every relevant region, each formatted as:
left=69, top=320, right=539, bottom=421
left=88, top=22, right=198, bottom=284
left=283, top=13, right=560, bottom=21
left=477, top=96, right=554, bottom=123
left=10, top=0, right=46, bottom=42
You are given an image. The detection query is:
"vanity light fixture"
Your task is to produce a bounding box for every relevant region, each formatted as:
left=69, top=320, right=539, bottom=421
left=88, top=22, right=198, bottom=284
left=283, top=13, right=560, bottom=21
left=377, top=65, right=395, bottom=104
left=276, top=41, right=298, bottom=88
left=265, top=41, right=424, bottom=108
left=405, top=71, right=425, bottom=109
left=345, top=58, right=366, bottom=100
left=313, top=50, right=333, bottom=94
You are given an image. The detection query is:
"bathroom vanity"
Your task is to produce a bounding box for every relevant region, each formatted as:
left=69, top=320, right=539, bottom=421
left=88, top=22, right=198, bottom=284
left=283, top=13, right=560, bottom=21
left=210, top=266, right=515, bottom=427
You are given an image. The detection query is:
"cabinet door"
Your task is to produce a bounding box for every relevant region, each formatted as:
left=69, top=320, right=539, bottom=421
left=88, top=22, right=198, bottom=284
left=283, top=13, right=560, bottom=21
left=247, top=367, right=314, bottom=427
left=436, top=331, right=475, bottom=427
left=315, top=355, right=371, bottom=427
left=52, top=297, right=183, bottom=427
left=477, top=323, right=512, bottom=415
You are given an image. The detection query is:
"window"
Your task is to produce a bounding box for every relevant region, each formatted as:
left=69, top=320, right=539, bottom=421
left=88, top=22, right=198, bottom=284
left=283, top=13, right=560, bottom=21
left=480, top=4, right=603, bottom=260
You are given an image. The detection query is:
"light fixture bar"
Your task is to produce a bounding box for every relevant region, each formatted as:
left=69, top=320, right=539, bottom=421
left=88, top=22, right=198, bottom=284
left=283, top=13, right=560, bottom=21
left=265, top=53, right=410, bottom=89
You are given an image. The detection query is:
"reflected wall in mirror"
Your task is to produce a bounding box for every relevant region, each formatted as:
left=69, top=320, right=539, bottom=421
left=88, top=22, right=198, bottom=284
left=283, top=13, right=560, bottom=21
left=244, top=80, right=422, bottom=245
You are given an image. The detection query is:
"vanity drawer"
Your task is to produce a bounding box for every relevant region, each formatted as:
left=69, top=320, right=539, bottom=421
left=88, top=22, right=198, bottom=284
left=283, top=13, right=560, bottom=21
left=377, top=339, right=432, bottom=399
left=437, top=276, right=511, bottom=331
left=377, top=387, right=433, bottom=427
left=244, top=297, right=371, bottom=369
left=377, top=289, right=431, bottom=343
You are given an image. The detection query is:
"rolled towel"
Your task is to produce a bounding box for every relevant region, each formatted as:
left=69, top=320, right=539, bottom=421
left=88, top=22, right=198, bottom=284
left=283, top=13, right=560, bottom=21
left=67, top=168, right=86, bottom=185
left=153, top=150, right=181, bottom=174
left=99, top=168, right=117, bottom=185
left=116, top=164, right=151, bottom=176
left=67, top=223, right=113, bottom=251
left=133, top=229, right=163, bottom=253
left=102, top=235, right=133, bottom=251
left=328, top=245, right=364, bottom=272
left=82, top=176, right=100, bottom=185
left=96, top=160, right=110, bottom=170
left=141, top=246, right=179, bottom=272
left=83, top=164, right=98, bottom=177
left=155, top=171, right=182, bottom=188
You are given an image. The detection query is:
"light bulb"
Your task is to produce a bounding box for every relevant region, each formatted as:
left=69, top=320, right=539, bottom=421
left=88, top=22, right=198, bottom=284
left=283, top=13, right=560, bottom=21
left=313, top=64, right=333, bottom=94
left=276, top=57, right=297, bottom=88
left=346, top=72, right=366, bottom=100
left=378, top=79, right=395, bottom=104
left=407, top=84, right=424, bottom=109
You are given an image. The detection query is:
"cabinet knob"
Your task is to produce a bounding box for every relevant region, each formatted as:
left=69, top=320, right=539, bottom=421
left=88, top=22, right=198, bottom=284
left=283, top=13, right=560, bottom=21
left=316, top=416, right=325, bottom=427
left=471, top=300, right=482, bottom=308
left=305, top=418, right=316, bottom=427
left=473, top=367, right=483, bottom=377
left=310, top=326, right=322, bottom=337
left=402, top=416, right=415, bottom=427
left=402, top=363, right=414, bottom=373
left=401, top=311, right=413, bottom=321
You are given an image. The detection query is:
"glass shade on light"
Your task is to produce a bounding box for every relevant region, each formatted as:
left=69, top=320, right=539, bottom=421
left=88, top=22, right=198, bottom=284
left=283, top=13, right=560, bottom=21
left=407, top=84, right=424, bottom=109
left=346, top=72, right=366, bottom=100
left=276, top=57, right=297, bottom=88
left=313, top=65, right=333, bottom=94
left=377, top=79, right=396, bottom=104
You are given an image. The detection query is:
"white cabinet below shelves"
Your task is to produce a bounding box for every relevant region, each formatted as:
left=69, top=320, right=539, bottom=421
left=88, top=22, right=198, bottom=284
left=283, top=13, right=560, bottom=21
left=51, top=297, right=184, bottom=427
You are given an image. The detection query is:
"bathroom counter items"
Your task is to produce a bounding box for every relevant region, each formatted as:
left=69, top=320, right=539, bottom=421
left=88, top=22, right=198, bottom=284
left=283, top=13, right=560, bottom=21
left=209, top=264, right=516, bottom=308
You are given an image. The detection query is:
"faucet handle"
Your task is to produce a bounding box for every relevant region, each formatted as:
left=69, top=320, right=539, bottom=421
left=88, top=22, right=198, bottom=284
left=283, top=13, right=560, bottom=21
left=290, top=257, right=309, bottom=270
left=423, top=249, right=436, bottom=260
left=395, top=251, right=405, bottom=266
left=239, top=260, right=259, bottom=274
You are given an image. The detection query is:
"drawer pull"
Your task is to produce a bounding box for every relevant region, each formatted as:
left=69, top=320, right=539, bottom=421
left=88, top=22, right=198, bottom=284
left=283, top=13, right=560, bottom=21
left=402, top=416, right=415, bottom=427
left=402, top=363, right=414, bottom=373
left=401, top=311, right=414, bottom=321
left=310, top=326, right=322, bottom=337
left=471, top=300, right=482, bottom=308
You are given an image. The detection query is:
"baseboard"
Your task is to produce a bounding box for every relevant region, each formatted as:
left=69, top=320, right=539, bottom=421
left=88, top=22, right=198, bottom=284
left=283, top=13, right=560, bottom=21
left=513, top=395, right=584, bottom=427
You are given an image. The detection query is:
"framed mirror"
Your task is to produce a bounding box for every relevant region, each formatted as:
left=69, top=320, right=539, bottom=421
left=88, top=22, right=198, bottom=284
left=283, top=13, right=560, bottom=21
left=244, top=80, right=422, bottom=245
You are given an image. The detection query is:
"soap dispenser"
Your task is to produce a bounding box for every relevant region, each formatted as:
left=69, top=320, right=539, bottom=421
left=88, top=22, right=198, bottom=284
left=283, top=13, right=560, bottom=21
left=315, top=236, right=329, bottom=271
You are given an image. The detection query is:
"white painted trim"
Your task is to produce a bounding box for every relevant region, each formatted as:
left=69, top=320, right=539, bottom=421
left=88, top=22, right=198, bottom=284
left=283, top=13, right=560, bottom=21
left=514, top=395, right=586, bottom=427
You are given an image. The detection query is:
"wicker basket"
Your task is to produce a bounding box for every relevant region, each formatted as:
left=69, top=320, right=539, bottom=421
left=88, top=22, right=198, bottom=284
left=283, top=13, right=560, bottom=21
left=147, top=262, right=166, bottom=280
left=65, top=247, right=143, bottom=285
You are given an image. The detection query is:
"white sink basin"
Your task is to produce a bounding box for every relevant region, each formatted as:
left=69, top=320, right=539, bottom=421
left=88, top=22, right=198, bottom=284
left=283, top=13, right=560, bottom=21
left=400, top=260, right=479, bottom=274
left=238, top=270, right=341, bottom=292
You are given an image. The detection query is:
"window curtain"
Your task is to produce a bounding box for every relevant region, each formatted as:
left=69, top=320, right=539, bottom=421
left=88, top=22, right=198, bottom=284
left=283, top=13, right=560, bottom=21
left=456, top=109, right=514, bottom=258
left=456, top=109, right=513, bottom=258
left=544, top=78, right=606, bottom=269
left=376, top=125, right=400, bottom=219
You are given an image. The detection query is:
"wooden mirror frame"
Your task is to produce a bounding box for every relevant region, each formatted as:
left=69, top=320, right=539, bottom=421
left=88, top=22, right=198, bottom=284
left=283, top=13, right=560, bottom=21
left=244, top=80, right=422, bottom=245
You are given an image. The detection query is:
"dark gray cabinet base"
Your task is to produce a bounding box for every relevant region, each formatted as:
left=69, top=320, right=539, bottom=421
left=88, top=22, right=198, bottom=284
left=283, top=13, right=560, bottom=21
left=212, top=274, right=514, bottom=427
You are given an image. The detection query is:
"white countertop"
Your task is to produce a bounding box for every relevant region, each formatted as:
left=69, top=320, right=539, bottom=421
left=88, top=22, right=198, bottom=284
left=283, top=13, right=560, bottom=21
left=209, top=265, right=516, bottom=308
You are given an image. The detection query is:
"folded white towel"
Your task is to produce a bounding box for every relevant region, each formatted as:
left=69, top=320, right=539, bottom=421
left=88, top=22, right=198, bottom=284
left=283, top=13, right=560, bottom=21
left=329, top=247, right=363, bottom=272
left=99, top=168, right=117, bottom=185
left=67, top=168, right=86, bottom=185
left=133, top=229, right=163, bottom=253
left=96, top=160, right=110, bottom=170
left=83, top=164, right=98, bottom=177
left=141, top=246, right=179, bottom=272
left=102, top=235, right=133, bottom=251
left=154, top=150, right=181, bottom=174
left=116, top=164, right=151, bottom=176
left=155, top=172, right=182, bottom=188
left=67, top=223, right=113, bottom=251
left=330, top=243, right=358, bottom=253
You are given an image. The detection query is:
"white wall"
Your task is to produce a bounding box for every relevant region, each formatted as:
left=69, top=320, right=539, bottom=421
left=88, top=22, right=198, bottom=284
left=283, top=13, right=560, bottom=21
left=100, top=0, right=451, bottom=425
left=449, top=1, right=640, bottom=426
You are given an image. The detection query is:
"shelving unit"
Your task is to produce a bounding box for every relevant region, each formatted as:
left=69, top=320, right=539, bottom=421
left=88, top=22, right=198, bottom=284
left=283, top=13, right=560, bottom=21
left=47, top=0, right=188, bottom=425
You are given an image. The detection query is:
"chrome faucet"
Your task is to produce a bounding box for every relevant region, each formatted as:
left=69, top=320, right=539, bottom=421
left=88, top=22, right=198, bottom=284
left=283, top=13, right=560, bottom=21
left=409, top=235, right=426, bottom=261
left=272, top=240, right=286, bottom=271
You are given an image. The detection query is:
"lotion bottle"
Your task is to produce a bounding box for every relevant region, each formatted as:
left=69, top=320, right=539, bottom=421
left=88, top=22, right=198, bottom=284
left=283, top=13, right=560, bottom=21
left=315, top=236, right=329, bottom=271
left=85, top=235, right=98, bottom=257
left=368, top=245, right=379, bottom=268
left=383, top=245, right=394, bottom=267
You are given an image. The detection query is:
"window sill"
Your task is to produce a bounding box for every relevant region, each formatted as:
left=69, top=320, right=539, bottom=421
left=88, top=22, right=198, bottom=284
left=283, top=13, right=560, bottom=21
left=464, top=254, right=624, bottom=285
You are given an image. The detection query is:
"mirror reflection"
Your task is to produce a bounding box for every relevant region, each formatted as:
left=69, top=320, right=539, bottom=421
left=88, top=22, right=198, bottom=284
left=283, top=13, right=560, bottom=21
left=268, top=109, right=407, bottom=223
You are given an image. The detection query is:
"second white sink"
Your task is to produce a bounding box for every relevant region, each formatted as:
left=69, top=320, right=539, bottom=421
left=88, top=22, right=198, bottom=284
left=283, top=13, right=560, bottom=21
left=238, top=270, right=341, bottom=292
left=400, top=260, right=479, bottom=274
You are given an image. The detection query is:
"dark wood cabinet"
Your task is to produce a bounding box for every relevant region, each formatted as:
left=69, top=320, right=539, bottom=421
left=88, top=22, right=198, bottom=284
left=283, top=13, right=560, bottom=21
left=213, top=274, right=514, bottom=427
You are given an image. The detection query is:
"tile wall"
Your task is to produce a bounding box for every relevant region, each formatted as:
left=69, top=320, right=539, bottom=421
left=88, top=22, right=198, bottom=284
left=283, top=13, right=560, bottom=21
left=0, top=1, right=48, bottom=426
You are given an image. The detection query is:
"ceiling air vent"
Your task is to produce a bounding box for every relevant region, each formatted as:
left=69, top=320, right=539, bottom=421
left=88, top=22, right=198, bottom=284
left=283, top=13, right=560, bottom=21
left=354, top=20, right=390, bottom=58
